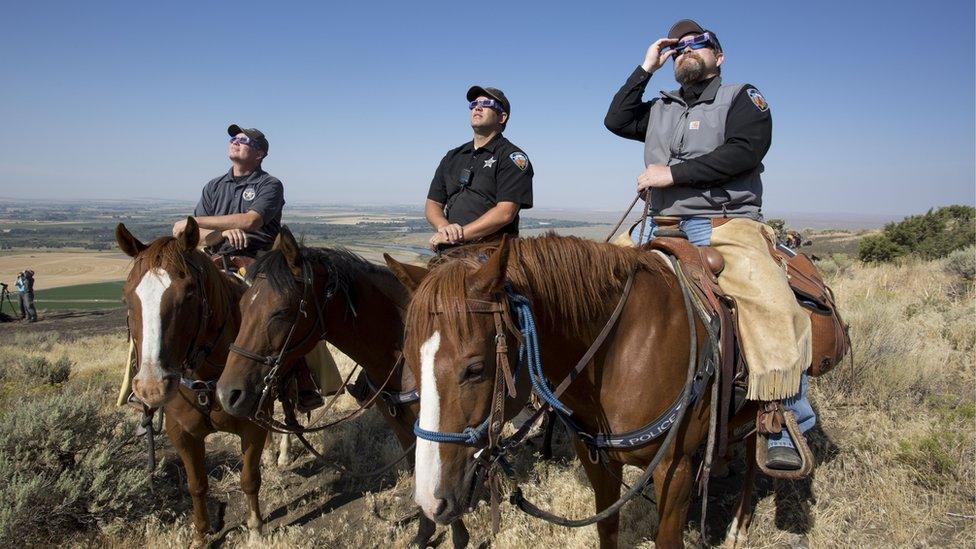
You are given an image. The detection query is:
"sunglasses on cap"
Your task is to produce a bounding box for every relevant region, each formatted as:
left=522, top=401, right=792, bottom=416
left=670, top=32, right=719, bottom=57
left=468, top=99, right=505, bottom=113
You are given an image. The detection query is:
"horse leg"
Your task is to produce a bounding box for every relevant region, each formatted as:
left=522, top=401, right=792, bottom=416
left=241, top=423, right=268, bottom=541
left=450, top=518, right=470, bottom=548
left=278, top=432, right=291, bottom=468
left=541, top=410, right=556, bottom=460
left=413, top=512, right=436, bottom=548
left=723, top=432, right=757, bottom=548
left=576, top=443, right=623, bottom=549
left=651, top=454, right=694, bottom=549
left=166, top=420, right=210, bottom=547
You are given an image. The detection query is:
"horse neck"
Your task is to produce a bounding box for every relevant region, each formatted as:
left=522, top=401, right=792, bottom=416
left=193, top=269, right=244, bottom=379
left=320, top=267, right=405, bottom=382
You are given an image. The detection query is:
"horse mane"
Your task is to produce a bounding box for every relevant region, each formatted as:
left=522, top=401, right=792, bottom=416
left=405, top=234, right=671, bottom=358
left=248, top=246, right=390, bottom=313
left=131, top=237, right=237, bottom=322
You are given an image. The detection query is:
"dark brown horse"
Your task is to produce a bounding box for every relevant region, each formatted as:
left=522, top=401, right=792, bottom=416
left=387, top=234, right=757, bottom=548
left=216, top=227, right=470, bottom=547
left=116, top=218, right=269, bottom=548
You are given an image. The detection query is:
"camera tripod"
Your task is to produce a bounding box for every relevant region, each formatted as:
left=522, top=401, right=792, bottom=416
left=0, top=283, right=21, bottom=320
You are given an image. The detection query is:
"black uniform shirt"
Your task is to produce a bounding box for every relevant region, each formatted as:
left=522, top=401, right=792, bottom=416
left=427, top=134, right=533, bottom=236
left=604, top=67, right=772, bottom=188
left=194, top=168, right=284, bottom=257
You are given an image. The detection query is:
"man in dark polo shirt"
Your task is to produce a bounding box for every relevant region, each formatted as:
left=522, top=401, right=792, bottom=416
left=168, top=124, right=327, bottom=412
left=425, top=86, right=533, bottom=250
left=172, top=124, right=283, bottom=260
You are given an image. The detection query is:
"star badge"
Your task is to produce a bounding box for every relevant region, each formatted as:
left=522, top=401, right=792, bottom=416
left=483, top=157, right=496, bottom=168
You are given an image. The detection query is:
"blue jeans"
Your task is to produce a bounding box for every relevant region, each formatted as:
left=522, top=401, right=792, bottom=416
left=632, top=217, right=815, bottom=449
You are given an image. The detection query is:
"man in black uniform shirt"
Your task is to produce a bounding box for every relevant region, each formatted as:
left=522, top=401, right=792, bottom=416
left=425, top=86, right=534, bottom=249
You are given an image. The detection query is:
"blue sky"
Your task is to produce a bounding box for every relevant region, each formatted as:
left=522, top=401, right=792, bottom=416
left=1, top=1, right=973, bottom=216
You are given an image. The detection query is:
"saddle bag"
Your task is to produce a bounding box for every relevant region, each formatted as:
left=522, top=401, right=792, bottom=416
left=776, top=249, right=851, bottom=376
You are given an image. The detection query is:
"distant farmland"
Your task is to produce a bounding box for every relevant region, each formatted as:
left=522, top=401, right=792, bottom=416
left=32, top=281, right=125, bottom=310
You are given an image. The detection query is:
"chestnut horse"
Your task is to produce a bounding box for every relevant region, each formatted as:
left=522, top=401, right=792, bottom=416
left=387, top=234, right=757, bottom=548
left=116, top=218, right=269, bottom=547
left=216, top=227, right=470, bottom=548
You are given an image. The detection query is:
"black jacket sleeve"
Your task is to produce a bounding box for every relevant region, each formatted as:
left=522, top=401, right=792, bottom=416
left=670, top=85, right=772, bottom=187
left=604, top=66, right=656, bottom=142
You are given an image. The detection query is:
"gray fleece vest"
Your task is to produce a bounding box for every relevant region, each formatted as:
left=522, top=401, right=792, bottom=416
left=644, top=77, right=763, bottom=218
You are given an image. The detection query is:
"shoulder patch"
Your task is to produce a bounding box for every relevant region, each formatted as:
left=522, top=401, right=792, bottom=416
left=509, top=151, right=529, bottom=171
left=747, top=88, right=769, bottom=112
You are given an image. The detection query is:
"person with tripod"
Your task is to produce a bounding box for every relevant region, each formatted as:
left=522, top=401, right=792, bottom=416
left=15, top=270, right=37, bottom=322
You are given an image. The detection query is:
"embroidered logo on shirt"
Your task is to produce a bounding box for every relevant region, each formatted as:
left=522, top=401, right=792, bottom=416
left=689, top=120, right=700, bottom=130
left=748, top=88, right=769, bottom=112
left=483, top=157, right=496, bottom=168
left=242, top=188, right=256, bottom=201
left=509, top=152, right=529, bottom=171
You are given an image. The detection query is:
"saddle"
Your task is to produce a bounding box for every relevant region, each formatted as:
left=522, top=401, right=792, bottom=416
left=646, top=217, right=850, bottom=478
left=648, top=217, right=850, bottom=379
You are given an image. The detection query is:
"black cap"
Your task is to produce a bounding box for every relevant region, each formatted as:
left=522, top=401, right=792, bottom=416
left=466, top=86, right=510, bottom=115
left=227, top=124, right=269, bottom=153
left=668, top=19, right=722, bottom=52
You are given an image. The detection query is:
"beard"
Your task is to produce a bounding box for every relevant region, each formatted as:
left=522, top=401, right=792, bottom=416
left=674, top=54, right=706, bottom=86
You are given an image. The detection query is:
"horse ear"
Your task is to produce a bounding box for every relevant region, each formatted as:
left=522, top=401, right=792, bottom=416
left=115, top=223, right=147, bottom=257
left=274, top=225, right=302, bottom=271
left=469, top=235, right=512, bottom=296
left=177, top=216, right=200, bottom=251
left=383, top=253, right=428, bottom=294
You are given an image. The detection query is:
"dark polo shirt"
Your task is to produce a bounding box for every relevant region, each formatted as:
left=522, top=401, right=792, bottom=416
left=194, top=168, right=284, bottom=257
left=427, top=134, right=533, bottom=236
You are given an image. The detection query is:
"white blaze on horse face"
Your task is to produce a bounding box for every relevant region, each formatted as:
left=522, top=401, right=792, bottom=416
left=415, top=331, right=443, bottom=519
left=135, top=268, right=172, bottom=373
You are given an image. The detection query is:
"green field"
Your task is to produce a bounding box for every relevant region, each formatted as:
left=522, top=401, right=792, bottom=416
left=31, top=281, right=125, bottom=310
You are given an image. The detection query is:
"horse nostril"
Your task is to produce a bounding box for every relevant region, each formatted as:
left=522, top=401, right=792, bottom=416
left=228, top=389, right=243, bottom=408
left=435, top=499, right=448, bottom=517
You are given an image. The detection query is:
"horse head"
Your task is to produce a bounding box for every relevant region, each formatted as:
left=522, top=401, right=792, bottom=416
left=217, top=225, right=323, bottom=418
left=117, top=217, right=209, bottom=408
left=389, top=236, right=528, bottom=524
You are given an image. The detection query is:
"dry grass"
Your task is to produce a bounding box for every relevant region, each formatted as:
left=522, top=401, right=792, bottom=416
left=0, top=251, right=131, bottom=290
left=1, top=253, right=973, bottom=548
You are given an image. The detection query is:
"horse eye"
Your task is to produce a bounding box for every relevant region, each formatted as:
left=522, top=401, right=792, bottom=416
left=460, top=359, right=486, bottom=384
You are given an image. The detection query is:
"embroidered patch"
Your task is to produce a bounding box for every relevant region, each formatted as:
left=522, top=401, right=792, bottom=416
left=689, top=120, right=700, bottom=130
left=509, top=152, right=529, bottom=171
left=484, top=156, right=496, bottom=168
left=748, top=88, right=769, bottom=112
left=242, top=188, right=256, bottom=201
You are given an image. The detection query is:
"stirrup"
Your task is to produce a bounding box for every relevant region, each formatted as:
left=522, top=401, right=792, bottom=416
left=755, top=410, right=815, bottom=479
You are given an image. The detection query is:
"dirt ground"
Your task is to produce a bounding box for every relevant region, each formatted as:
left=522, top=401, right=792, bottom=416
left=0, top=251, right=131, bottom=290
left=0, top=308, right=126, bottom=340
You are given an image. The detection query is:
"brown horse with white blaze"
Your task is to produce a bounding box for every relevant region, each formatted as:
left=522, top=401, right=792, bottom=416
left=216, top=226, right=471, bottom=548
left=388, top=234, right=758, bottom=548
left=116, top=217, right=269, bottom=547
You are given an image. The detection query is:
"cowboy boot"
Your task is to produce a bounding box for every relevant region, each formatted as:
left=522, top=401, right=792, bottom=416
left=295, top=362, right=325, bottom=413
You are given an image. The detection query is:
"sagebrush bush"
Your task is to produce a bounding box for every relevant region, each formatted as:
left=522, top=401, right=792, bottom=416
left=944, top=246, right=975, bottom=281
left=1, top=355, right=72, bottom=385
left=0, top=383, right=150, bottom=545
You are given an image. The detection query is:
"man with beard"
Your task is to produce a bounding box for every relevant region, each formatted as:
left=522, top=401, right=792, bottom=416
left=604, top=19, right=815, bottom=470
left=425, top=86, right=534, bottom=251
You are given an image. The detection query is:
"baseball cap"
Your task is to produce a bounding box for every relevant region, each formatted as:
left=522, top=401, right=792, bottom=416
left=466, top=86, right=510, bottom=115
left=668, top=19, right=722, bottom=52
left=227, top=124, right=269, bottom=153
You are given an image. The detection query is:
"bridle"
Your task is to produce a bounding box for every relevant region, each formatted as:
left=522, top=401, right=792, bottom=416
left=228, top=259, right=332, bottom=422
